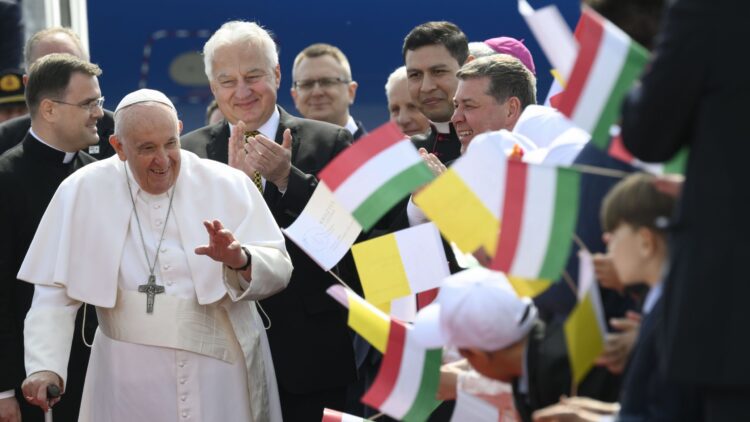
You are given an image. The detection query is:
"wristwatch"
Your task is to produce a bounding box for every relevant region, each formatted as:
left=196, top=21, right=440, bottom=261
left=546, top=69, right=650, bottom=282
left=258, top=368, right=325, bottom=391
left=230, top=246, right=252, bottom=271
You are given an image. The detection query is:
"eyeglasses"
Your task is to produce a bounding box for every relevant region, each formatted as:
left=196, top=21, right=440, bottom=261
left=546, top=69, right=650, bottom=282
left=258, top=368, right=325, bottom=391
left=51, top=97, right=105, bottom=113
left=293, top=77, right=350, bottom=91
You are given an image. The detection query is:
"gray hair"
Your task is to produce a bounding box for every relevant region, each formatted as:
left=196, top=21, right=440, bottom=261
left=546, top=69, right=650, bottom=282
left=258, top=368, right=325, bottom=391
left=384, top=66, right=407, bottom=99
left=25, top=27, right=88, bottom=70
left=203, top=21, right=279, bottom=79
left=456, top=54, right=537, bottom=109
left=468, top=41, right=496, bottom=59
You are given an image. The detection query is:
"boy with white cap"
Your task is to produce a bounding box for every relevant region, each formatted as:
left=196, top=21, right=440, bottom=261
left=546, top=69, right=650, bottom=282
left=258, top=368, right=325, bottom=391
left=414, top=268, right=606, bottom=422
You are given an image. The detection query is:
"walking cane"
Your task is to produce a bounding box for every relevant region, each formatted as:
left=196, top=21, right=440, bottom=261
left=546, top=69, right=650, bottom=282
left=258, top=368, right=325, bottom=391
left=45, top=384, right=60, bottom=422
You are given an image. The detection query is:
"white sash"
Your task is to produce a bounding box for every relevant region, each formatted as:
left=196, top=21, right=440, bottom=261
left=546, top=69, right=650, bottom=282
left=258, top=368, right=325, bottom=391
left=96, top=289, right=236, bottom=363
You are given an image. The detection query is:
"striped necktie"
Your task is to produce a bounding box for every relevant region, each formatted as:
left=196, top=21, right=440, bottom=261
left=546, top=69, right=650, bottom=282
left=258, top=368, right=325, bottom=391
left=244, top=130, right=263, bottom=193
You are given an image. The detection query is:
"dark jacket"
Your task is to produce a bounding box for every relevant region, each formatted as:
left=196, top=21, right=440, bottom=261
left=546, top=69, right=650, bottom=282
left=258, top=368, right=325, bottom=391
left=0, top=134, right=98, bottom=421
left=0, top=110, right=116, bottom=158
left=411, top=123, right=461, bottom=164
left=513, top=320, right=621, bottom=422
left=621, top=0, right=750, bottom=386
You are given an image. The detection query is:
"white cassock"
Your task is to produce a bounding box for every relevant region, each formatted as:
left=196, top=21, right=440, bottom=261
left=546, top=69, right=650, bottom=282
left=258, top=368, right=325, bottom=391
left=18, top=151, right=293, bottom=422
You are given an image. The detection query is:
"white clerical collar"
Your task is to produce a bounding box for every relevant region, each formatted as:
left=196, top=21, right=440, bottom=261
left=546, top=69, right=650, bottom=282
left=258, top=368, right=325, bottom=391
left=228, top=106, right=280, bottom=141
left=431, top=121, right=451, bottom=134
left=642, top=282, right=663, bottom=315
left=29, top=128, right=77, bottom=163
left=344, top=115, right=358, bottom=136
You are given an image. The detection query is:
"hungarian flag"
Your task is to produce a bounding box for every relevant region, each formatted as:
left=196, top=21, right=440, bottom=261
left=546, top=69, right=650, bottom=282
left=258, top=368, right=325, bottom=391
left=558, top=7, right=649, bottom=146
left=491, top=160, right=580, bottom=281
left=609, top=131, right=689, bottom=175
left=318, top=122, right=434, bottom=231
left=327, top=286, right=443, bottom=421
left=361, top=319, right=442, bottom=422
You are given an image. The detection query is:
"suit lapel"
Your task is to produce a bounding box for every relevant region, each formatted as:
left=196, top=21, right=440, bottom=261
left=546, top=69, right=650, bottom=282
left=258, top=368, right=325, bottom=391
left=264, top=107, right=303, bottom=202
left=206, top=121, right=231, bottom=164
left=276, top=106, right=301, bottom=160
left=352, top=121, right=367, bottom=140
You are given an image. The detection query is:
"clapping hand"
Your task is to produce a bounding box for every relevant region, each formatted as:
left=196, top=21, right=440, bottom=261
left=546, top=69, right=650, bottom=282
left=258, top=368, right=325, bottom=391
left=227, top=120, right=258, bottom=177
left=243, top=129, right=293, bottom=191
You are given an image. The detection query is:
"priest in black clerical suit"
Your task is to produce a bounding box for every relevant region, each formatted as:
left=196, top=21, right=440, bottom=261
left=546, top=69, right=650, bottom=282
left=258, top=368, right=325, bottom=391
left=0, top=108, right=115, bottom=157
left=0, top=53, right=104, bottom=422
left=0, top=134, right=98, bottom=422
left=411, top=122, right=461, bottom=164
left=182, top=106, right=359, bottom=418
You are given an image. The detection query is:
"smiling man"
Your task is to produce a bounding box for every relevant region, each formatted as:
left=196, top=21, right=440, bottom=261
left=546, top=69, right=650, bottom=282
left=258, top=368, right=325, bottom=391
left=19, top=88, right=292, bottom=422
left=0, top=27, right=116, bottom=158
left=181, top=21, right=358, bottom=421
left=291, top=43, right=366, bottom=140
left=451, top=54, right=536, bottom=153
left=403, top=21, right=470, bottom=163
left=385, top=66, right=431, bottom=137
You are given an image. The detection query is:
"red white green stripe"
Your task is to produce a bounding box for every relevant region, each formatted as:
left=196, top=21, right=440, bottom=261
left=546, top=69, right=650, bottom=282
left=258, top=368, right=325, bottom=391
left=318, top=121, right=434, bottom=231
left=609, top=132, right=688, bottom=175
left=362, top=320, right=442, bottom=421
left=491, top=161, right=580, bottom=280
left=558, top=7, right=648, bottom=145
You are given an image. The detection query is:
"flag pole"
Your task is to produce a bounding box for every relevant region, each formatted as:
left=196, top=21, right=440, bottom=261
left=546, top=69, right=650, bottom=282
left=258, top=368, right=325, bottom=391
left=570, top=163, right=630, bottom=179
left=328, top=270, right=354, bottom=291
left=561, top=271, right=578, bottom=297
left=572, top=234, right=590, bottom=254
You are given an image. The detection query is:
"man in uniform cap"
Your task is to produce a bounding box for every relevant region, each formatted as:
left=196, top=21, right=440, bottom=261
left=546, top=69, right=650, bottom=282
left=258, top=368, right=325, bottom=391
left=0, top=69, right=27, bottom=123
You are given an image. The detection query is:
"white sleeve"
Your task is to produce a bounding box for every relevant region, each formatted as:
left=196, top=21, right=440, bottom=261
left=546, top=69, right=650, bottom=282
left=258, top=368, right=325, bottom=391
left=223, top=244, right=293, bottom=302
left=24, top=285, right=82, bottom=391
left=406, top=196, right=429, bottom=227
left=0, top=390, right=15, bottom=399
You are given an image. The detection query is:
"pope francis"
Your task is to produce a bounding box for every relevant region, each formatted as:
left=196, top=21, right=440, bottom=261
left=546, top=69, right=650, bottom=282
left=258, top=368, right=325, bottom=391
left=18, top=89, right=293, bottom=422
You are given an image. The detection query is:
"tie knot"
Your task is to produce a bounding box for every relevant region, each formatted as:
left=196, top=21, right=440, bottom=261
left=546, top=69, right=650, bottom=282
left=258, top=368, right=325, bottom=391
left=244, top=130, right=261, bottom=139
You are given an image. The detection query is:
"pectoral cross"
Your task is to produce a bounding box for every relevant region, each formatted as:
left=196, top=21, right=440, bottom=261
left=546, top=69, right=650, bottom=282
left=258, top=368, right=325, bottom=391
left=138, top=275, right=165, bottom=314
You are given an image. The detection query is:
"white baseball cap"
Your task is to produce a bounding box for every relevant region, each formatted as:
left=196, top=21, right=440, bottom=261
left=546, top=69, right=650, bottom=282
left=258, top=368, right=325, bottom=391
left=413, top=268, right=537, bottom=351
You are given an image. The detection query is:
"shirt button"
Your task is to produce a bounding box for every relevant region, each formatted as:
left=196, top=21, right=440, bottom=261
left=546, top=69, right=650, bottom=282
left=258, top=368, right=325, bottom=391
left=181, top=395, right=187, bottom=402
left=161, top=248, right=167, bottom=253
left=182, top=411, right=188, bottom=418
left=180, top=377, right=186, bottom=385
left=178, top=361, right=185, bottom=368
left=153, top=203, right=161, bottom=209
left=163, top=264, right=170, bottom=270
left=155, top=219, right=163, bottom=226
left=166, top=280, right=173, bottom=286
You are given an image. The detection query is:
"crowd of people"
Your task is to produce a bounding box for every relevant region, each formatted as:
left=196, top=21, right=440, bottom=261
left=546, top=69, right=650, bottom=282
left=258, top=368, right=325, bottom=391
left=1, top=0, right=748, bottom=421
